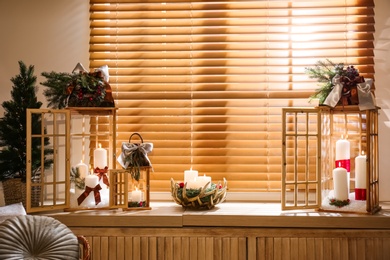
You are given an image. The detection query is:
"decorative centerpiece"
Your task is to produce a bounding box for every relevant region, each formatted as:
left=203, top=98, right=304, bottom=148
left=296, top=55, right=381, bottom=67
left=171, top=178, right=227, bottom=209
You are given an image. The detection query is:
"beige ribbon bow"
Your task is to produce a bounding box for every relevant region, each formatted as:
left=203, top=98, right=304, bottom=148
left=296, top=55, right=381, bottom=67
left=117, top=142, right=153, bottom=169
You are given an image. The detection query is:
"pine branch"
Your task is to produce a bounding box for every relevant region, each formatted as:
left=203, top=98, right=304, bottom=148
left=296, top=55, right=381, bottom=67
left=70, top=167, right=86, bottom=190
left=40, top=71, right=73, bottom=109
left=305, top=59, right=345, bottom=104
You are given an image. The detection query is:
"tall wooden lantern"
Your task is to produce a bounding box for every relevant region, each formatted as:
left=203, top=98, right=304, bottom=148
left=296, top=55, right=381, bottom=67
left=282, top=106, right=380, bottom=214
left=26, top=108, right=117, bottom=213
left=110, top=167, right=151, bottom=210
left=66, top=107, right=117, bottom=210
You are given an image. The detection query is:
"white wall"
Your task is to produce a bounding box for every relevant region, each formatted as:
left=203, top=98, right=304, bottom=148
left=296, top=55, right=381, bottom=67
left=0, top=0, right=90, bottom=205
left=0, top=0, right=389, bottom=204
left=0, top=0, right=90, bottom=107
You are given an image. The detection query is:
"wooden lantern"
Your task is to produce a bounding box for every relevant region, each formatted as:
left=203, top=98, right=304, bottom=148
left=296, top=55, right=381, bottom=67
left=282, top=106, right=380, bottom=214
left=318, top=106, right=380, bottom=214
left=26, top=108, right=117, bottom=213
left=109, top=167, right=151, bottom=210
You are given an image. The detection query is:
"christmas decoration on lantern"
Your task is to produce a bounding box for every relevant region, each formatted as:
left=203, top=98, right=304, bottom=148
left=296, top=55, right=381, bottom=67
left=117, top=133, right=153, bottom=181
left=305, top=59, right=375, bottom=110
left=40, top=63, right=115, bottom=108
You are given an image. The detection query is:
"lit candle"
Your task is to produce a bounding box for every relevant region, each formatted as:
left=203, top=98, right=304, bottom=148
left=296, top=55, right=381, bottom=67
left=335, top=136, right=350, bottom=171
left=335, top=136, right=350, bottom=192
left=196, top=174, right=212, bottom=189
left=355, top=152, right=367, bottom=200
left=131, top=188, right=143, bottom=202
left=76, top=160, right=88, bottom=179
left=94, top=143, right=107, bottom=169
left=333, top=167, right=349, bottom=201
left=184, top=168, right=198, bottom=184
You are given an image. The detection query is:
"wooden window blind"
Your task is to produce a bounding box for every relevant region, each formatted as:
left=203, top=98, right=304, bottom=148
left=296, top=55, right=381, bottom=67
left=89, top=0, right=375, bottom=194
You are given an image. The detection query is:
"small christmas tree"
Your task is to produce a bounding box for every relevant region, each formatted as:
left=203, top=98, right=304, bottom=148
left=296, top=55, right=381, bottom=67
left=0, top=61, right=53, bottom=182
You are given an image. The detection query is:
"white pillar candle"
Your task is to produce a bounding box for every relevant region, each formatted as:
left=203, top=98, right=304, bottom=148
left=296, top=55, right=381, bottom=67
left=184, top=168, right=198, bottom=183
left=94, top=143, right=107, bottom=169
left=76, top=160, right=88, bottom=179
left=335, top=137, right=350, bottom=169
left=131, top=188, right=143, bottom=202
left=355, top=153, right=367, bottom=188
left=333, top=167, right=349, bottom=201
left=196, top=174, right=212, bottom=189
left=186, top=179, right=200, bottom=189
left=85, top=172, right=99, bottom=188
left=335, top=136, right=350, bottom=192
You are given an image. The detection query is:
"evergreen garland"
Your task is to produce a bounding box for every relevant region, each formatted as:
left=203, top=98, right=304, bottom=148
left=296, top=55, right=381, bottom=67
left=329, top=198, right=350, bottom=208
left=176, top=183, right=218, bottom=203
left=40, top=70, right=109, bottom=109
left=0, top=61, right=54, bottom=181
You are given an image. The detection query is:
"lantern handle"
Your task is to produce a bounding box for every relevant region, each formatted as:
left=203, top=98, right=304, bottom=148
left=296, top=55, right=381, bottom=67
left=129, top=132, right=144, bottom=144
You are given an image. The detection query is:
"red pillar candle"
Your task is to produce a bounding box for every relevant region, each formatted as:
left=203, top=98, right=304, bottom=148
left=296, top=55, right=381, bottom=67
left=355, top=152, right=367, bottom=200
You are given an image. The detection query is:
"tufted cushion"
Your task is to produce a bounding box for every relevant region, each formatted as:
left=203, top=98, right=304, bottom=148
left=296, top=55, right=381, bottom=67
left=0, top=215, right=79, bottom=260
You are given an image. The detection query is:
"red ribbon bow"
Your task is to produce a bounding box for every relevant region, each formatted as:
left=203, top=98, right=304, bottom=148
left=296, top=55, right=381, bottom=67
left=77, top=184, right=102, bottom=206
left=94, top=166, right=110, bottom=187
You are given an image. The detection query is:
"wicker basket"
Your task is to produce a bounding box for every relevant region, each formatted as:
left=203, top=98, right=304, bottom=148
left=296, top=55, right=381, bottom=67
left=170, top=178, right=227, bottom=209
left=3, top=179, right=26, bottom=207
left=2, top=177, right=41, bottom=208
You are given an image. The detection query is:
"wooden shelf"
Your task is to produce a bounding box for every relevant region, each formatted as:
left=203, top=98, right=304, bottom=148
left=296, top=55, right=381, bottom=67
left=47, top=202, right=390, bottom=229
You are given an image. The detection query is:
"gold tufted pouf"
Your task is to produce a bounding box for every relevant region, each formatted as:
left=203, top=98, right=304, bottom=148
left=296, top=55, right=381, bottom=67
left=0, top=215, right=82, bottom=260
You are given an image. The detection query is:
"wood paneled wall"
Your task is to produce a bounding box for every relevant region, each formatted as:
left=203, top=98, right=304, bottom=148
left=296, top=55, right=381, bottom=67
left=70, top=227, right=390, bottom=260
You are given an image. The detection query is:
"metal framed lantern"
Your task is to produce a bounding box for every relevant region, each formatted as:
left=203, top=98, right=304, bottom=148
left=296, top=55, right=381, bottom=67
left=282, top=106, right=380, bottom=214
left=109, top=167, right=151, bottom=210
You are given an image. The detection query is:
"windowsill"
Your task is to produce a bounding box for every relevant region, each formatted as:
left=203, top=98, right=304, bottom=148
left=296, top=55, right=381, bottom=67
left=47, top=201, right=390, bottom=230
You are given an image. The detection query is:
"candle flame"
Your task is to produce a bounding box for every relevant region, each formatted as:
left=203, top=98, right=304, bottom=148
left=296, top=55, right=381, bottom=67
left=362, top=151, right=365, bottom=156
left=98, top=143, right=102, bottom=148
